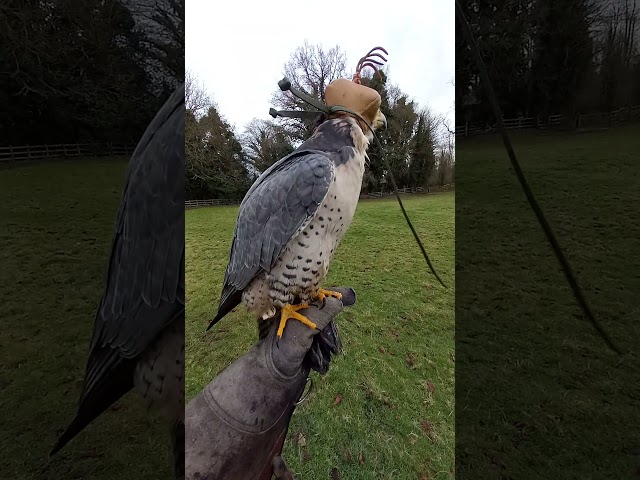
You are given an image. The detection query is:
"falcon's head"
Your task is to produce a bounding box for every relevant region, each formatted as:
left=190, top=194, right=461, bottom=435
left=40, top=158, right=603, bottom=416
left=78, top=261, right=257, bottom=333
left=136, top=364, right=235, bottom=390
left=324, top=47, right=389, bottom=141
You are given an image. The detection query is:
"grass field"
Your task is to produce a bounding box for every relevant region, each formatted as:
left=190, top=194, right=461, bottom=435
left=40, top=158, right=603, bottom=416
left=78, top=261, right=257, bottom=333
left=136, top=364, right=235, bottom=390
left=0, top=159, right=172, bottom=480
left=186, top=192, right=455, bottom=479
left=456, top=125, right=640, bottom=478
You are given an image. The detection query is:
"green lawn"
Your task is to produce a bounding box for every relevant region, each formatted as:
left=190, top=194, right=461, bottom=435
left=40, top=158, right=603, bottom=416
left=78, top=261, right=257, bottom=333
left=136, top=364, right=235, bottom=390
left=186, top=193, right=455, bottom=479
left=456, top=125, right=640, bottom=478
left=0, top=159, right=172, bottom=480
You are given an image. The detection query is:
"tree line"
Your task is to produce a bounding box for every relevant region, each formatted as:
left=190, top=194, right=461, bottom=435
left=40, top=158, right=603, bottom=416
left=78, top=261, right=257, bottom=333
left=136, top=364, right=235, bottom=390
left=0, top=0, right=184, bottom=146
left=186, top=42, right=454, bottom=201
left=456, top=0, right=640, bottom=126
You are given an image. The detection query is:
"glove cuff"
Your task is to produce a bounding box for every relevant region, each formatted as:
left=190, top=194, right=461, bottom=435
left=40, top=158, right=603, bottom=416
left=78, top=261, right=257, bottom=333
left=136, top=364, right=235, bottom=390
left=185, top=339, right=308, bottom=479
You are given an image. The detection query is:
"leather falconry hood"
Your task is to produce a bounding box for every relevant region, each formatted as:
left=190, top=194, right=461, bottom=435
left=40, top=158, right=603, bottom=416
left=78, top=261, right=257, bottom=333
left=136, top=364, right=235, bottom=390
left=324, top=46, right=388, bottom=131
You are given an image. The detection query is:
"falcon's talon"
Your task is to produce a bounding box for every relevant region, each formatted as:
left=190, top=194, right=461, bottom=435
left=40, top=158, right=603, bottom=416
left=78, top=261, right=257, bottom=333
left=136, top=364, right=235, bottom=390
left=276, top=303, right=316, bottom=339
left=316, top=288, right=343, bottom=303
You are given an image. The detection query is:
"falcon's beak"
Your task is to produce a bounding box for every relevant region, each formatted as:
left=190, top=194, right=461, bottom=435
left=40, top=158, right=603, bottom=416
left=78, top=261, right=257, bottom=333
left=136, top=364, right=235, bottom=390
left=375, top=111, right=387, bottom=131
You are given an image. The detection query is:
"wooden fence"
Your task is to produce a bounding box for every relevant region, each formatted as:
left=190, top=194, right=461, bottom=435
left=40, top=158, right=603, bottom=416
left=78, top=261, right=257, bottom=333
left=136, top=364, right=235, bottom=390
left=186, top=184, right=455, bottom=208
left=455, top=104, right=640, bottom=138
left=0, top=142, right=137, bottom=163
left=185, top=198, right=240, bottom=208
left=359, top=184, right=455, bottom=198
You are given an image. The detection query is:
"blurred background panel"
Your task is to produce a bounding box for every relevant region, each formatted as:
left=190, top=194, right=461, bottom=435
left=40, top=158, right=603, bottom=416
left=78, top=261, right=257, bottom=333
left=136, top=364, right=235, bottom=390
left=455, top=0, right=640, bottom=478
left=0, top=1, right=184, bottom=479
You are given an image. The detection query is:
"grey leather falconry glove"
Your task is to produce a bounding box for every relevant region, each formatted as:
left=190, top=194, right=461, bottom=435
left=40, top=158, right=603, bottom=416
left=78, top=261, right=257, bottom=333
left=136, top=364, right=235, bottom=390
left=185, top=287, right=356, bottom=480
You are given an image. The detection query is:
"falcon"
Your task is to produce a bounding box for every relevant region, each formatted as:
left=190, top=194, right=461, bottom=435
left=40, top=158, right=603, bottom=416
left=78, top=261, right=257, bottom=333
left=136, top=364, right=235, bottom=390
left=209, top=48, right=388, bottom=338
left=51, top=85, right=185, bottom=479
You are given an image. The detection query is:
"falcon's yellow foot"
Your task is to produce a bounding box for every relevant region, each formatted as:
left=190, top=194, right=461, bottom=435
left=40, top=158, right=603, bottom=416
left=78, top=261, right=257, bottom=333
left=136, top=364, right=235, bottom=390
left=316, top=288, right=343, bottom=303
left=276, top=303, right=316, bottom=339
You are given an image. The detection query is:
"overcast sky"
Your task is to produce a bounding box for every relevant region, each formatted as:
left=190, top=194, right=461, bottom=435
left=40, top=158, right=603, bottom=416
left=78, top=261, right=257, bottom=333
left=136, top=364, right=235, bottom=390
left=186, top=1, right=455, bottom=134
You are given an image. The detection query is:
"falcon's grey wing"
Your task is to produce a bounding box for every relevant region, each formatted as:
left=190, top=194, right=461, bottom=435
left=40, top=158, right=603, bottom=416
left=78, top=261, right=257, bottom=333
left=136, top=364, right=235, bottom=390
left=208, top=151, right=334, bottom=328
left=51, top=84, right=185, bottom=455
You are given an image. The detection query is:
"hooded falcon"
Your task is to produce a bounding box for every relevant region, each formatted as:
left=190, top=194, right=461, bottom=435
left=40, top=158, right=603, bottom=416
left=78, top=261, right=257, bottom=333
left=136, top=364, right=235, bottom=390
left=51, top=85, right=185, bottom=478
left=209, top=48, right=388, bottom=338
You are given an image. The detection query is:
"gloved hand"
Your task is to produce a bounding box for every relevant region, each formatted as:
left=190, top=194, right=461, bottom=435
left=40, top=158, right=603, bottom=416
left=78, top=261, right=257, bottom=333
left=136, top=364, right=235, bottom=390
left=185, top=287, right=356, bottom=480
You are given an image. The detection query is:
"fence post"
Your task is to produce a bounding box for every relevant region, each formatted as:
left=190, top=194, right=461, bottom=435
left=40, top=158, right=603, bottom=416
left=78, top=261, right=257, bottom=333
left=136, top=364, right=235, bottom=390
left=465, top=121, right=468, bottom=137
